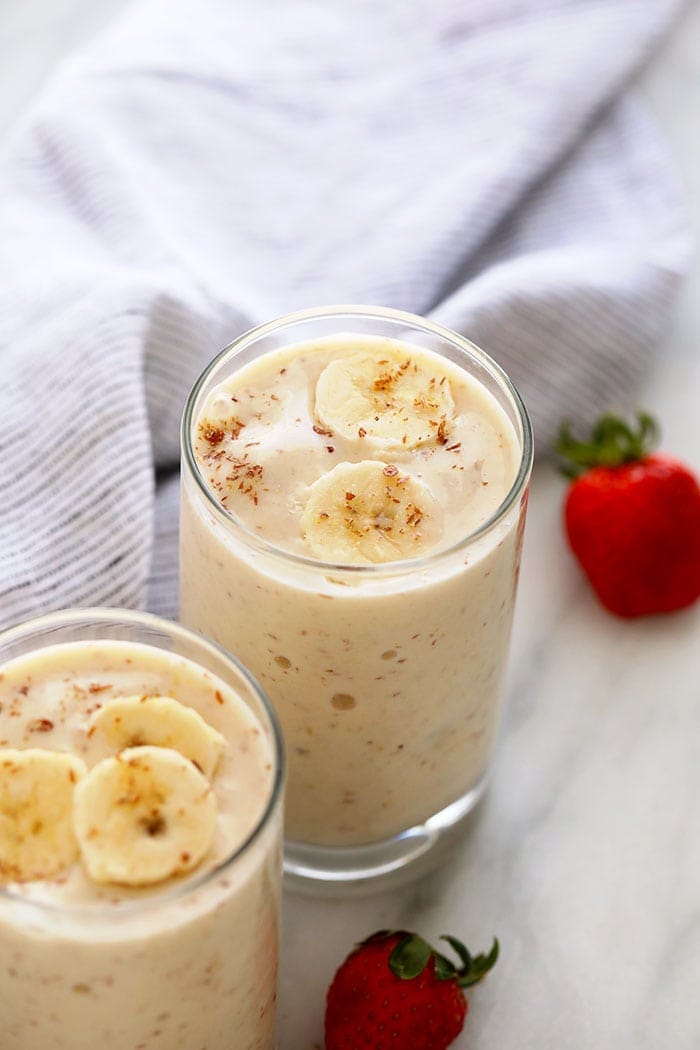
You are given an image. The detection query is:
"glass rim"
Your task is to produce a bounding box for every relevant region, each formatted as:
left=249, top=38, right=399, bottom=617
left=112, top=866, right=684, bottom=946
left=181, top=304, right=534, bottom=576
left=0, top=607, right=285, bottom=918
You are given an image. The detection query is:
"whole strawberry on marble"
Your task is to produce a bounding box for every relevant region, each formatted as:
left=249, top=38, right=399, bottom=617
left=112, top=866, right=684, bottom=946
left=324, top=929, right=498, bottom=1050
left=556, top=412, right=700, bottom=618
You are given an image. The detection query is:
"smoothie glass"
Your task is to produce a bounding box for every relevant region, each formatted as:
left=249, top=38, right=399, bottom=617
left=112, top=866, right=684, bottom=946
left=180, top=305, right=533, bottom=889
left=0, top=609, right=284, bottom=1050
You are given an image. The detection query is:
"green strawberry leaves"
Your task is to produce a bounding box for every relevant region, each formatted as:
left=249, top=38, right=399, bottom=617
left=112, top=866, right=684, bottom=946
left=387, top=931, right=499, bottom=987
left=389, top=934, right=433, bottom=978
left=450, top=936, right=500, bottom=988
left=556, top=412, right=659, bottom=478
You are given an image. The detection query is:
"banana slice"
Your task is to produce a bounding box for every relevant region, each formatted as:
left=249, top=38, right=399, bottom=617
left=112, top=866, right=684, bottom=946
left=89, top=695, right=225, bottom=779
left=315, top=349, right=455, bottom=449
left=73, top=746, right=217, bottom=887
left=301, top=460, right=443, bottom=564
left=0, top=749, right=87, bottom=884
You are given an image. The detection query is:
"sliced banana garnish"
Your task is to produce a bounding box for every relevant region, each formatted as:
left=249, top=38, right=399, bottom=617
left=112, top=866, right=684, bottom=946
left=73, top=746, right=217, bottom=887
left=89, top=695, right=225, bottom=779
left=314, top=349, right=455, bottom=449
left=0, top=749, right=87, bottom=884
left=301, top=460, right=443, bottom=564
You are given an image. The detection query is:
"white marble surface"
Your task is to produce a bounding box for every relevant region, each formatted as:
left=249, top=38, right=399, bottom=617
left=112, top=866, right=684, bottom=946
left=1, top=3, right=699, bottom=1048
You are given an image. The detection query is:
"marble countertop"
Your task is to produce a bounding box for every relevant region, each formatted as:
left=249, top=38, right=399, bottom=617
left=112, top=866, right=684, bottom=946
left=2, top=3, right=698, bottom=1047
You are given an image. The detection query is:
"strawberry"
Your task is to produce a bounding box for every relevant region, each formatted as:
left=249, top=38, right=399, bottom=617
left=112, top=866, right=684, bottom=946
left=556, top=412, right=700, bottom=618
left=324, top=929, right=498, bottom=1050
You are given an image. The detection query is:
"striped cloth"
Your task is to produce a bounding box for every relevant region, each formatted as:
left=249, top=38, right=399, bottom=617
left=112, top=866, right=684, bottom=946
left=0, top=0, right=691, bottom=626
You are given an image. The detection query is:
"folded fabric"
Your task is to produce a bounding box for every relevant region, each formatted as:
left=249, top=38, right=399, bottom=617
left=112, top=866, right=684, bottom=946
left=0, top=0, right=691, bottom=626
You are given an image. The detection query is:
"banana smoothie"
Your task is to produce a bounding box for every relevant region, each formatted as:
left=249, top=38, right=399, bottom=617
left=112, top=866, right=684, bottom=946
left=180, top=308, right=532, bottom=877
left=0, top=621, right=282, bottom=1049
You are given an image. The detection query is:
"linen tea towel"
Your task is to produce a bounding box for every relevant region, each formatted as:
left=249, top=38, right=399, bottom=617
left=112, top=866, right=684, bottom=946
left=0, top=0, right=691, bottom=624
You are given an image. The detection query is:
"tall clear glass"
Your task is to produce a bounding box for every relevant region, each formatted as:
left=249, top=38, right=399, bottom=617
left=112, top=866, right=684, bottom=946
left=180, top=305, right=532, bottom=889
left=0, top=609, right=284, bottom=1049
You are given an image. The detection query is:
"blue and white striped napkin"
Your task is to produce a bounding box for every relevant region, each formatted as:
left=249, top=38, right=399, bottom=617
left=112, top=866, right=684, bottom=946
left=0, top=0, right=691, bottom=626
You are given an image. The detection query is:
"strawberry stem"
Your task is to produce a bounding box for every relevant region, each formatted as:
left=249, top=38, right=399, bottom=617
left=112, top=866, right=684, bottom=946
left=555, top=412, right=659, bottom=478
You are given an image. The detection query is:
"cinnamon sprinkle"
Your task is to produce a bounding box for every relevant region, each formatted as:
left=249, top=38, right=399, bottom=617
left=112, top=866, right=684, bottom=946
left=28, top=718, right=54, bottom=733
left=225, top=456, right=264, bottom=506
left=405, top=504, right=423, bottom=527
left=373, top=369, right=398, bottom=393
left=200, top=424, right=225, bottom=446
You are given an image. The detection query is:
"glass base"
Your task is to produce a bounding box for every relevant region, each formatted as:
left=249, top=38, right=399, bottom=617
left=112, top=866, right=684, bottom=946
left=283, top=773, right=488, bottom=897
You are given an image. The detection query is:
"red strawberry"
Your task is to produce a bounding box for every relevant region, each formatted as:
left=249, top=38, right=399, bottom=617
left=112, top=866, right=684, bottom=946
left=324, top=929, right=498, bottom=1050
left=556, top=412, right=700, bottom=617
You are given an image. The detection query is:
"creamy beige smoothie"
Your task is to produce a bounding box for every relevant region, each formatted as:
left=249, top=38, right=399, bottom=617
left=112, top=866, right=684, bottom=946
left=0, top=615, right=282, bottom=1049
left=180, top=309, right=531, bottom=862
